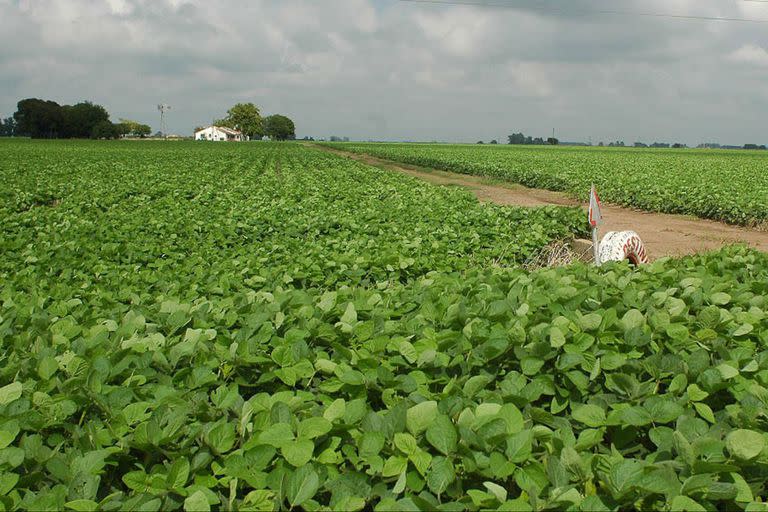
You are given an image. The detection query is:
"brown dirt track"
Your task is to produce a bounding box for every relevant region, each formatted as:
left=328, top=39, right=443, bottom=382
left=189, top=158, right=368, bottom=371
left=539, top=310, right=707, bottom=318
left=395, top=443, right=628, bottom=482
left=316, top=145, right=768, bottom=260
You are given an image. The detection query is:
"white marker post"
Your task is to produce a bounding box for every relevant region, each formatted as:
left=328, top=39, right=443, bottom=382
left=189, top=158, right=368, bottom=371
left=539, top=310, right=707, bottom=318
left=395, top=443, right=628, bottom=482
left=588, top=184, right=603, bottom=265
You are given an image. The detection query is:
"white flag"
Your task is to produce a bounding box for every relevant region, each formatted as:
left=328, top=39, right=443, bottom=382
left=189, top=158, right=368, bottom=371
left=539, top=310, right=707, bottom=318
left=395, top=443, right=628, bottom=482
left=589, top=184, right=602, bottom=228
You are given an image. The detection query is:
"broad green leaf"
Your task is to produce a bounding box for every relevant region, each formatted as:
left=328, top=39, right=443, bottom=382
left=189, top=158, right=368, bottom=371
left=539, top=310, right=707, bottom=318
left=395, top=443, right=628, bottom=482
left=549, top=326, right=566, bottom=348
left=426, top=415, right=457, bottom=456
left=166, top=458, right=190, bottom=489
left=382, top=456, right=408, bottom=477
left=0, top=382, right=22, bottom=406
left=725, top=429, right=766, bottom=460
left=64, top=500, right=99, bottom=512
left=341, top=303, right=357, bottom=324
left=324, top=398, right=346, bottom=423
left=670, top=496, right=706, bottom=512
left=257, top=423, right=294, bottom=448
left=282, top=439, right=315, bottom=467
left=184, top=490, right=211, bottom=512
left=406, top=401, right=438, bottom=435
left=426, top=457, right=455, bottom=496
left=483, top=481, right=508, bottom=502
left=297, top=417, right=332, bottom=439
left=287, top=465, right=320, bottom=507
left=572, top=404, right=606, bottom=427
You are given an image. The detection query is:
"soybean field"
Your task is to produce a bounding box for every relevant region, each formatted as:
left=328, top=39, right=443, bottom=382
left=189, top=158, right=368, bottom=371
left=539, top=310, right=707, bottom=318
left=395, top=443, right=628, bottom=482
left=335, top=143, right=768, bottom=226
left=1, top=139, right=768, bottom=511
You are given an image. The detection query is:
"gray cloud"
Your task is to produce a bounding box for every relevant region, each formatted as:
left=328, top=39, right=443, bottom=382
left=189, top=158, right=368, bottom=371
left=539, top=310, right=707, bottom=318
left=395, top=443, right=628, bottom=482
left=1, top=0, right=767, bottom=145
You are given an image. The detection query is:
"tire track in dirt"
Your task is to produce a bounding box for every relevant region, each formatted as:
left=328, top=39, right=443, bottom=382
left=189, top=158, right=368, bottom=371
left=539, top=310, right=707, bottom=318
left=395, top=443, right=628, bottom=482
left=314, top=144, right=768, bottom=260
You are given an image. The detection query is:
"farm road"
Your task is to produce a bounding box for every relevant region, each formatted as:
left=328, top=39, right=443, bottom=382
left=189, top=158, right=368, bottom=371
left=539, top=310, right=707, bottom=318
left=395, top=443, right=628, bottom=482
left=314, top=145, right=768, bottom=260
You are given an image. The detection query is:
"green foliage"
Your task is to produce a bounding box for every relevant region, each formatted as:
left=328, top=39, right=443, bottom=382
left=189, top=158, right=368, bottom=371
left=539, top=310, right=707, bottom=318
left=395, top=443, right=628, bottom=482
left=216, top=103, right=263, bottom=139
left=90, top=120, right=119, bottom=140
left=118, top=119, right=152, bottom=138
left=264, top=114, right=296, bottom=141
left=1, top=139, right=768, bottom=510
left=14, top=98, right=112, bottom=139
left=334, top=142, right=768, bottom=226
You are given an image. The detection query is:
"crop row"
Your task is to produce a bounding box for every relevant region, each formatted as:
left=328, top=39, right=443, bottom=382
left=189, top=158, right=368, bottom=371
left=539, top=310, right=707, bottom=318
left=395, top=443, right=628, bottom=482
left=333, top=143, right=768, bottom=226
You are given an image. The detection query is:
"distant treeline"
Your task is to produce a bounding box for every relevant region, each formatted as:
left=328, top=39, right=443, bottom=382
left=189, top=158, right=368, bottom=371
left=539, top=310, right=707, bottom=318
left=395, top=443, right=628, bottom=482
left=507, top=132, right=559, bottom=145
left=3, top=98, right=151, bottom=139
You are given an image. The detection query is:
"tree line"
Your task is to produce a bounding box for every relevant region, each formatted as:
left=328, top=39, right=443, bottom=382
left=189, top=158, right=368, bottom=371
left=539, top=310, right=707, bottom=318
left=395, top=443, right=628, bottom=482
left=6, top=98, right=151, bottom=139
left=202, top=103, right=296, bottom=141
left=507, top=132, right=559, bottom=145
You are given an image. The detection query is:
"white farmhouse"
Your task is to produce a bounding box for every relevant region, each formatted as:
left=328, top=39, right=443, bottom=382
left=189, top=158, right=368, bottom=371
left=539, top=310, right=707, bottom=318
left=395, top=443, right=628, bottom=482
left=194, top=125, right=245, bottom=142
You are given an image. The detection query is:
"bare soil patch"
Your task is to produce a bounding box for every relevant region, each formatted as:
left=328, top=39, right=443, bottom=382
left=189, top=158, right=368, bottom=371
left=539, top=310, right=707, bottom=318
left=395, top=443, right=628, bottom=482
left=317, top=145, right=768, bottom=260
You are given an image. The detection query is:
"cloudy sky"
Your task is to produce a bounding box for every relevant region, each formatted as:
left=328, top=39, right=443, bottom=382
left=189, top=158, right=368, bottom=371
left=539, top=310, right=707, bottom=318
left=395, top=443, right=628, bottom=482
left=2, top=0, right=767, bottom=144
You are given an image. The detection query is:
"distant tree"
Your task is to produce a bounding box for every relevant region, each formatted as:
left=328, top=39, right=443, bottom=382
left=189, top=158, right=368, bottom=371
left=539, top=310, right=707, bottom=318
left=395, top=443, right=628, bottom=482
left=672, top=143, right=686, bottom=149
left=91, top=121, right=118, bottom=139
left=477, top=141, right=484, bottom=144
left=135, top=124, right=151, bottom=138
left=0, top=117, right=15, bottom=136
left=61, top=101, right=110, bottom=138
left=508, top=132, right=526, bottom=144
left=118, top=119, right=152, bottom=138
left=343, top=136, right=349, bottom=142
left=329, top=136, right=342, bottom=142
left=115, top=122, right=131, bottom=138
left=526, top=136, right=534, bottom=144
left=634, top=142, right=647, bottom=148
left=490, top=139, right=498, bottom=144
left=213, top=118, right=235, bottom=129
left=221, top=103, right=263, bottom=139
left=264, top=115, right=295, bottom=141
left=14, top=98, right=64, bottom=138
left=546, top=137, right=558, bottom=145
left=598, top=142, right=604, bottom=147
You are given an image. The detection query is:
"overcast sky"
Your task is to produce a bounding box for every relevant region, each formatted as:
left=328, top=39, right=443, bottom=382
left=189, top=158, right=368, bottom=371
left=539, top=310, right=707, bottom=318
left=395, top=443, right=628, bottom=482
left=2, top=0, right=767, bottom=144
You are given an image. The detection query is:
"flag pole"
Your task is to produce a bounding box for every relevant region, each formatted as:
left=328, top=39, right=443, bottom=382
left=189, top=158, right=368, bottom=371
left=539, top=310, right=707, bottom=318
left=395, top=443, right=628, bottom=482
left=590, top=184, right=601, bottom=266
left=592, top=222, right=600, bottom=265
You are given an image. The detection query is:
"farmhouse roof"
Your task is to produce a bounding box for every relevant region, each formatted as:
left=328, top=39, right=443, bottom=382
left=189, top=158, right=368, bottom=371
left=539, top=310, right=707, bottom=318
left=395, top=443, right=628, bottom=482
left=195, top=125, right=242, bottom=135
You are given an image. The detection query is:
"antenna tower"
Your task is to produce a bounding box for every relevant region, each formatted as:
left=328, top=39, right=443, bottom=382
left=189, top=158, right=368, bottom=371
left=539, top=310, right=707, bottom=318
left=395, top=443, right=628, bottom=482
left=157, top=104, right=171, bottom=138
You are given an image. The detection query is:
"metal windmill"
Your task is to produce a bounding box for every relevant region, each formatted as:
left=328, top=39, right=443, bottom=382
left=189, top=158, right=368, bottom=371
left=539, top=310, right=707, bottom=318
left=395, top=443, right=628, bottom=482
left=157, top=104, right=171, bottom=138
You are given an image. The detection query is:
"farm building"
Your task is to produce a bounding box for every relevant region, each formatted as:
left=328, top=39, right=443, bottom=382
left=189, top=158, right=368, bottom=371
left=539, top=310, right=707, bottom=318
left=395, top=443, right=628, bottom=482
left=194, top=125, right=244, bottom=142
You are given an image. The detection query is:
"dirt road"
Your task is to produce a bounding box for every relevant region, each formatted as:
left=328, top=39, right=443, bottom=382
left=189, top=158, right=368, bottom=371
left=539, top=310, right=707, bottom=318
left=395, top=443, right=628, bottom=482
left=316, top=145, right=768, bottom=260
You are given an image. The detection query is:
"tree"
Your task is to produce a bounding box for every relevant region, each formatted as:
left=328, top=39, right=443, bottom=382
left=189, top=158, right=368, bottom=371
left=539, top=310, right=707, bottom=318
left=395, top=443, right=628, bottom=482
left=0, top=117, right=16, bottom=137
left=218, top=103, right=263, bottom=139
left=508, top=132, right=526, bottom=144
left=14, top=98, right=64, bottom=138
left=135, top=124, right=151, bottom=138
left=115, top=122, right=131, bottom=138
left=118, top=119, right=152, bottom=138
left=477, top=141, right=484, bottom=144
left=547, top=137, right=559, bottom=145
left=61, top=101, right=110, bottom=138
left=264, top=115, right=296, bottom=141
left=91, top=121, right=118, bottom=139
left=490, top=140, right=498, bottom=144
